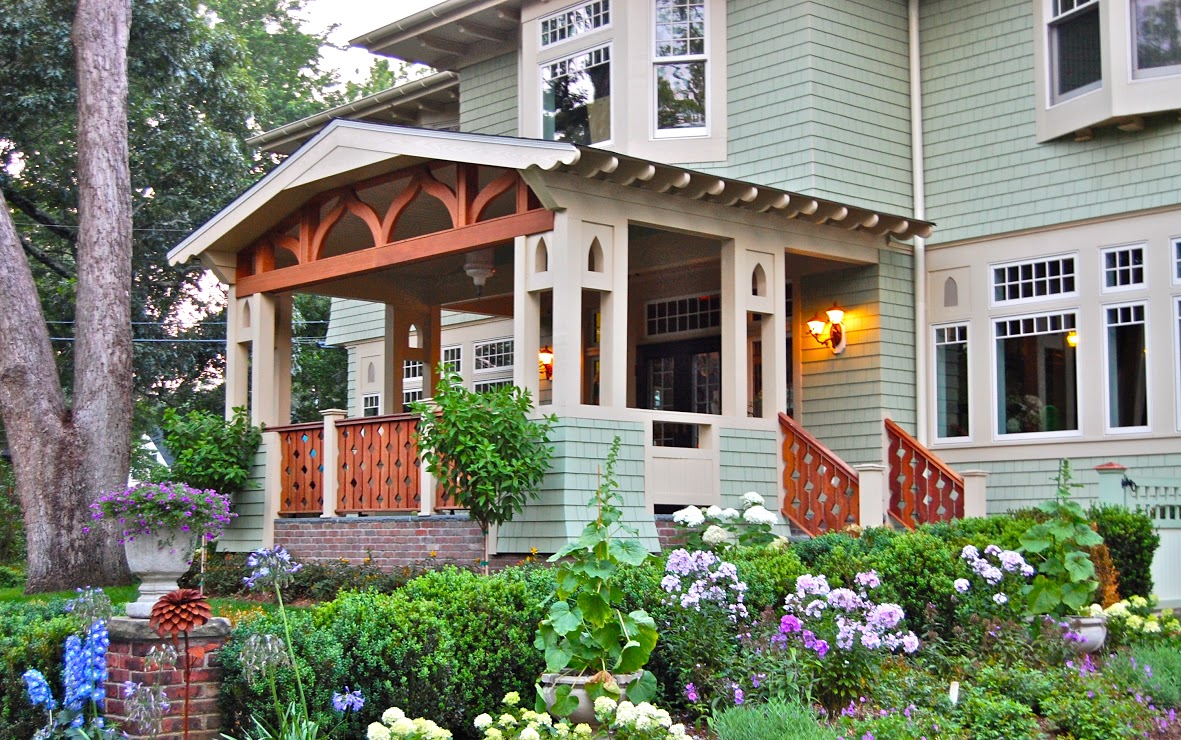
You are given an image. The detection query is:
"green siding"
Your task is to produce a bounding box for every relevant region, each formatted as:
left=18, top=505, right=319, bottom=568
left=324, top=299, right=384, bottom=346
left=799, top=249, right=916, bottom=466
left=692, top=0, right=912, bottom=215
left=459, top=53, right=519, bottom=136
left=922, top=0, right=1181, bottom=244
left=218, top=441, right=269, bottom=553
left=718, top=429, right=778, bottom=511
left=497, top=418, right=660, bottom=553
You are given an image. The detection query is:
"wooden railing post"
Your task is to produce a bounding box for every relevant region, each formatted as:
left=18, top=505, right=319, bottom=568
left=1094, top=462, right=1129, bottom=507
left=320, top=409, right=347, bottom=518
left=961, top=469, right=989, bottom=518
left=854, top=463, right=887, bottom=528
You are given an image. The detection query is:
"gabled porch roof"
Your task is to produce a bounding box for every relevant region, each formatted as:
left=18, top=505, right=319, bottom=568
left=168, top=121, right=933, bottom=279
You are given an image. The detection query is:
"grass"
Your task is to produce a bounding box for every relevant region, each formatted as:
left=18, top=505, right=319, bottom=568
left=1132, top=643, right=1181, bottom=708
left=710, top=700, right=840, bottom=740
left=0, top=585, right=283, bottom=623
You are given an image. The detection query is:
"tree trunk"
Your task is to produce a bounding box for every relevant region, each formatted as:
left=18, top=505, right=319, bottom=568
left=0, top=0, right=134, bottom=592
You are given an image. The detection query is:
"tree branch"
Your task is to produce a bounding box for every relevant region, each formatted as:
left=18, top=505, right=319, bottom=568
left=1, top=185, right=78, bottom=247
left=17, top=233, right=73, bottom=279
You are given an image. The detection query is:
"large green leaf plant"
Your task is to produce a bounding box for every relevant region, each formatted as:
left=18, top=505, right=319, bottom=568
left=534, top=437, right=659, bottom=715
left=1019, top=459, right=1104, bottom=616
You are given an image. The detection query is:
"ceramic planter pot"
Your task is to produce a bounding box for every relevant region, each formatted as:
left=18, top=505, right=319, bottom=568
left=123, top=529, right=199, bottom=619
left=1069, top=615, right=1108, bottom=654
left=539, top=672, right=641, bottom=725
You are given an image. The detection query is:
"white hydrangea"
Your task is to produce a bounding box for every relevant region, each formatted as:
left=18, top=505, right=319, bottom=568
left=718, top=507, right=741, bottom=522
left=705, top=505, right=724, bottom=519
left=672, top=506, right=705, bottom=527
left=520, top=728, right=541, bottom=740
left=389, top=717, right=417, bottom=736
left=1089, top=603, right=1105, bottom=617
left=474, top=714, right=493, bottom=730
left=593, top=695, right=618, bottom=719
left=614, top=701, right=638, bottom=726
left=702, top=525, right=731, bottom=546
left=741, top=491, right=765, bottom=508
left=742, top=505, right=778, bottom=526
left=382, top=708, right=406, bottom=724
left=669, top=723, right=688, bottom=739
left=367, top=723, right=392, bottom=740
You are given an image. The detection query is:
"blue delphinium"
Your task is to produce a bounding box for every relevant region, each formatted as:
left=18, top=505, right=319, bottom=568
left=22, top=669, right=57, bottom=711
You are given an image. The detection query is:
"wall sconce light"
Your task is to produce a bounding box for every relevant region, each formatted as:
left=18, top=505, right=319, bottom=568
left=806, top=303, right=847, bottom=355
left=1066, top=330, right=1079, bottom=348
left=538, top=346, right=554, bottom=380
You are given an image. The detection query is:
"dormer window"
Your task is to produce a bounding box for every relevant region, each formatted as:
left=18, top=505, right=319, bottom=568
left=542, top=45, right=612, bottom=144
left=654, top=0, right=707, bottom=135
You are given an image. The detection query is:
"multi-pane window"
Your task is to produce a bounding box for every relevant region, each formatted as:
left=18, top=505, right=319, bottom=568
left=474, top=379, right=513, bottom=393
left=992, top=255, right=1077, bottom=305
left=474, top=339, right=514, bottom=372
left=1049, top=0, right=1101, bottom=102
left=1105, top=303, right=1149, bottom=430
left=540, top=0, right=610, bottom=47
left=542, top=45, right=611, bottom=144
left=442, top=346, right=462, bottom=376
left=362, top=393, right=381, bottom=418
left=1133, top=0, right=1181, bottom=78
left=402, top=389, right=424, bottom=411
left=995, top=311, right=1079, bottom=435
left=1102, top=244, right=1146, bottom=291
left=654, top=0, right=706, bottom=133
left=646, top=294, right=721, bottom=336
left=934, top=324, right=970, bottom=440
left=403, top=360, right=423, bottom=381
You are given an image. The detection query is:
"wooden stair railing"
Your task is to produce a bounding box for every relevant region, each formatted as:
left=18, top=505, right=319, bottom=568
left=779, top=413, right=860, bottom=537
left=271, top=422, right=326, bottom=516
left=885, top=418, right=964, bottom=530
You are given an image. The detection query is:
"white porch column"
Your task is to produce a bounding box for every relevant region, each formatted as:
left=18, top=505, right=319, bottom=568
left=249, top=293, right=278, bottom=426
left=319, top=409, right=347, bottom=518
left=720, top=241, right=747, bottom=417
left=549, top=212, right=582, bottom=408
left=599, top=222, right=628, bottom=409
left=961, top=469, right=989, bottom=518
left=224, top=285, right=250, bottom=416
left=260, top=431, right=281, bottom=548
left=854, top=463, right=888, bottom=528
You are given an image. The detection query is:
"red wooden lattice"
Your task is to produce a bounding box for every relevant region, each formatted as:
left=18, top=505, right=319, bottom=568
left=273, top=422, right=325, bottom=516
left=779, top=413, right=860, bottom=537
left=335, top=414, right=459, bottom=514
left=885, top=418, right=964, bottom=530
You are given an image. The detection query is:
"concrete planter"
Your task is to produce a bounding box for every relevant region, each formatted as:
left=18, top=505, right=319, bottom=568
left=1069, top=615, right=1108, bottom=654
left=539, top=672, right=641, bottom=725
left=123, top=529, right=198, bottom=619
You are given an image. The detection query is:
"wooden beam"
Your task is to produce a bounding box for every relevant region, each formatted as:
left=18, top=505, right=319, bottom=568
left=237, top=209, right=554, bottom=297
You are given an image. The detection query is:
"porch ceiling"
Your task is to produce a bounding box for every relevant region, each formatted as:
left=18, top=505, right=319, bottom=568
left=168, top=121, right=934, bottom=281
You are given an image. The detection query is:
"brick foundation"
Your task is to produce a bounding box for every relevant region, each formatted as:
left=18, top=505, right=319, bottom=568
left=105, top=617, right=231, bottom=740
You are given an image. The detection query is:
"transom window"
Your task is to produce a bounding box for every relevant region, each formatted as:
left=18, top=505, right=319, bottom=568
left=654, top=0, right=707, bottom=134
left=474, top=339, right=514, bottom=372
left=646, top=293, right=721, bottom=336
left=442, top=345, right=462, bottom=376
left=1105, top=302, right=1149, bottom=430
left=1133, top=0, right=1181, bottom=78
left=542, top=45, right=611, bottom=145
left=362, top=393, right=381, bottom=417
left=403, top=360, right=423, bottom=381
left=540, top=0, right=610, bottom=47
left=991, top=255, right=1077, bottom=305
left=1102, top=244, right=1146, bottom=291
left=934, top=323, right=970, bottom=441
left=1049, top=0, right=1101, bottom=103
left=474, top=379, right=513, bottom=393
left=995, top=311, right=1078, bottom=436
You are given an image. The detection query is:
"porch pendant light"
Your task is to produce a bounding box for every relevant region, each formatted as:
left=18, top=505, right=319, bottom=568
left=463, top=250, right=495, bottom=296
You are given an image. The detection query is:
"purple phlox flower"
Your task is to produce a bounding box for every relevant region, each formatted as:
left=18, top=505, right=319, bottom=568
left=794, top=573, right=831, bottom=598
left=902, top=631, right=920, bottom=653
left=867, top=603, right=905, bottom=630
left=750, top=672, right=765, bottom=688
left=960, top=545, right=980, bottom=560
left=993, top=592, right=1009, bottom=605
left=953, top=578, right=970, bottom=594
left=827, top=588, right=864, bottom=611
left=732, top=684, right=744, bottom=705
left=842, top=701, right=857, bottom=717
left=780, top=614, right=802, bottom=634
left=998, top=550, right=1027, bottom=572
left=684, top=683, right=699, bottom=702
left=859, top=631, right=883, bottom=650
left=854, top=570, right=880, bottom=590
left=332, top=686, right=364, bottom=713
left=984, top=544, right=1002, bottom=556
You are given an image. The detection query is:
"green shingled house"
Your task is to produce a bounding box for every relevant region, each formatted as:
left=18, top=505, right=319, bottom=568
left=169, top=0, right=1181, bottom=572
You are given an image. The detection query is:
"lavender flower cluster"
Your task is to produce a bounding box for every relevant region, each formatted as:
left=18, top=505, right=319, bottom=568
left=660, top=548, right=749, bottom=621
left=243, top=545, right=304, bottom=590
left=953, top=544, right=1034, bottom=608
left=87, top=481, right=235, bottom=544
left=782, top=572, right=920, bottom=656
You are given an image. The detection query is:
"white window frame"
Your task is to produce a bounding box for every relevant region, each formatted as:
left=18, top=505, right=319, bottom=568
left=1172, top=236, right=1181, bottom=286
left=540, top=43, right=614, bottom=147
left=1100, top=242, right=1147, bottom=293
left=402, top=388, right=424, bottom=409
left=474, top=379, right=514, bottom=393
left=652, top=0, right=709, bottom=138
left=645, top=292, right=722, bottom=338
left=1131, top=0, right=1181, bottom=79
left=473, top=337, right=515, bottom=375
left=1048, top=0, right=1103, bottom=105
left=403, top=360, right=424, bottom=381
left=442, top=345, right=463, bottom=376
left=361, top=393, right=382, bottom=417
left=991, top=309, right=1083, bottom=441
left=1102, top=300, right=1151, bottom=434
left=932, top=322, right=972, bottom=443
left=540, top=0, right=611, bottom=49
left=990, top=253, right=1079, bottom=307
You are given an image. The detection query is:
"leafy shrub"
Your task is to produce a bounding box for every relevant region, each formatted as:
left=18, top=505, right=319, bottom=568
left=1090, top=504, right=1158, bottom=599
left=159, top=405, right=261, bottom=494
left=870, top=532, right=957, bottom=634
left=971, top=663, right=1054, bottom=714
left=0, top=472, right=25, bottom=566
left=0, top=601, right=75, bottom=737
left=921, top=513, right=1037, bottom=553
left=180, top=549, right=419, bottom=600
left=710, top=700, right=837, bottom=740
left=956, top=694, right=1043, bottom=740
left=726, top=546, right=804, bottom=614
left=1042, top=659, right=1161, bottom=739
left=0, top=565, right=25, bottom=589
left=1131, top=643, right=1181, bottom=708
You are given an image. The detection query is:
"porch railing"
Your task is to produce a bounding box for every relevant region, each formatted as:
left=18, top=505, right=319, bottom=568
left=885, top=418, right=965, bottom=530
left=779, top=413, right=860, bottom=536
left=271, top=422, right=326, bottom=516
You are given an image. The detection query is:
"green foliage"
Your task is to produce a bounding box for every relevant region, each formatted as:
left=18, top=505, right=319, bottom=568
left=1089, top=503, right=1158, bottom=599
left=1041, top=666, right=1157, bottom=739
left=413, top=371, right=556, bottom=534
left=870, top=532, right=956, bottom=635
left=1019, top=461, right=1104, bottom=616
left=0, top=601, right=75, bottom=737
left=710, top=700, right=838, bottom=740
left=535, top=438, right=658, bottom=710
left=920, top=512, right=1039, bottom=553
left=956, top=694, right=1043, bottom=740
left=1129, top=643, right=1181, bottom=708
left=0, top=468, right=25, bottom=566
left=971, top=663, right=1054, bottom=715
left=0, top=566, right=26, bottom=589
left=725, top=546, right=804, bottom=614
left=180, top=549, right=419, bottom=601
left=160, top=406, right=262, bottom=495
left=289, top=295, right=347, bottom=424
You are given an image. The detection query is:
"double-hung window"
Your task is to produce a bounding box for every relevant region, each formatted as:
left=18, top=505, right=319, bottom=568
left=542, top=45, right=612, bottom=145
left=1105, top=302, right=1149, bottom=431
left=994, top=311, right=1079, bottom=435
left=1133, top=0, right=1181, bottom=78
left=442, top=345, right=462, bottom=377
left=1049, top=0, right=1102, bottom=103
left=654, top=0, right=707, bottom=134
left=934, top=323, right=971, bottom=441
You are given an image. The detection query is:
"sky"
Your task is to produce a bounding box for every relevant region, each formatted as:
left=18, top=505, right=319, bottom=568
left=301, top=0, right=442, bottom=82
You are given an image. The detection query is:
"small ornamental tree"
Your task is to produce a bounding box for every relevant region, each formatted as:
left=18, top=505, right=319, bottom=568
left=159, top=406, right=262, bottom=495
left=412, top=369, right=557, bottom=569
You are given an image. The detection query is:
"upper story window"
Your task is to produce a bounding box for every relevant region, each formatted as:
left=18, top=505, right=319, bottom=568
left=1049, top=0, right=1101, bottom=103
left=540, top=1, right=611, bottom=48
left=991, top=254, right=1077, bottom=305
left=654, top=0, right=707, bottom=135
left=403, top=360, right=423, bottom=381
left=474, top=338, right=514, bottom=373
left=1101, top=243, right=1146, bottom=291
left=1133, top=0, right=1181, bottom=78
left=542, top=45, right=612, bottom=145
left=442, top=345, right=462, bottom=376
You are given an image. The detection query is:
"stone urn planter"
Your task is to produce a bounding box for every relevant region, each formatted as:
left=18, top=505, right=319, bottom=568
left=1069, top=614, right=1108, bottom=654
left=123, top=530, right=199, bottom=619
left=539, top=672, right=641, bottom=725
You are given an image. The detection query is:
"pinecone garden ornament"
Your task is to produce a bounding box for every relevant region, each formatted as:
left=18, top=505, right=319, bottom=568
left=149, top=588, right=211, bottom=638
